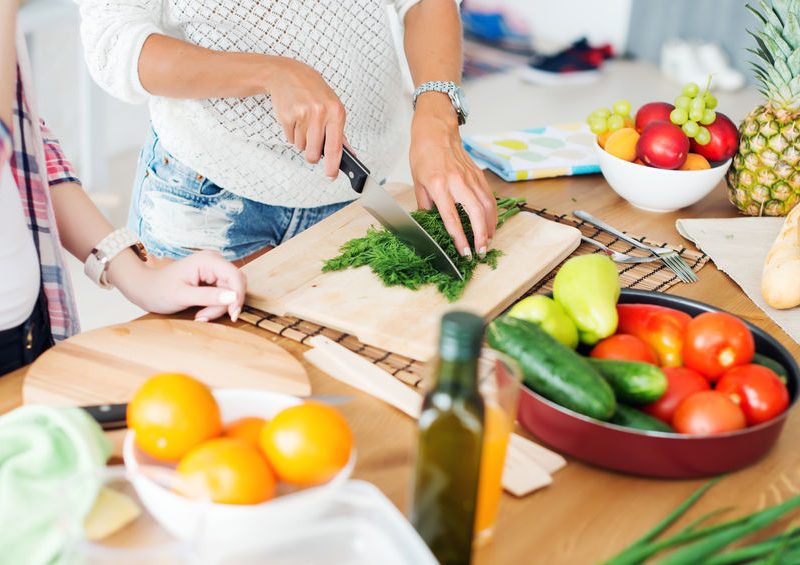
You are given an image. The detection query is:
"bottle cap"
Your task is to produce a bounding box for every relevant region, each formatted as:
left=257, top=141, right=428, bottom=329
left=438, top=311, right=484, bottom=361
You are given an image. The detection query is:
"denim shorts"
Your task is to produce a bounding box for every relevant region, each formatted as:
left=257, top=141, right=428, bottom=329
left=128, top=127, right=351, bottom=261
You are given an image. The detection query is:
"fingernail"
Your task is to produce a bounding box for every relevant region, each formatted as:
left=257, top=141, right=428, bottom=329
left=230, top=307, right=241, bottom=322
left=326, top=175, right=337, bottom=182
left=478, top=246, right=487, bottom=259
left=219, top=290, right=237, bottom=305
left=195, top=316, right=209, bottom=323
left=462, top=247, right=472, bottom=258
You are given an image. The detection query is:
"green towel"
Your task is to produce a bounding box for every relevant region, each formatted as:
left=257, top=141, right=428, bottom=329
left=0, top=405, right=111, bottom=565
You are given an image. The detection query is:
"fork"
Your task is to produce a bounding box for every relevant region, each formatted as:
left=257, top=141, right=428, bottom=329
left=580, top=236, right=662, bottom=264
left=573, top=210, right=699, bottom=283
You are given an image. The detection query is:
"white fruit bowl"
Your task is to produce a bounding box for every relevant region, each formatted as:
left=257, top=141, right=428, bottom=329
left=595, top=142, right=731, bottom=212
left=122, top=389, right=355, bottom=550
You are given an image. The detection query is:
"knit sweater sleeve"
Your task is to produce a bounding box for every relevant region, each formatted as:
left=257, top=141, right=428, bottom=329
left=75, top=0, right=164, bottom=104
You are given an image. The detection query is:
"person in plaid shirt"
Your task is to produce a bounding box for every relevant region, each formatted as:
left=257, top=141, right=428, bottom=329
left=0, top=6, right=247, bottom=376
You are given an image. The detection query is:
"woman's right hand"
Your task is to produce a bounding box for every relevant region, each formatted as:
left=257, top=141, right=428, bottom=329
left=268, top=59, right=346, bottom=179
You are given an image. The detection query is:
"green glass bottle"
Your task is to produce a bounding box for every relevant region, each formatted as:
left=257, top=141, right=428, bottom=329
left=411, top=311, right=485, bottom=565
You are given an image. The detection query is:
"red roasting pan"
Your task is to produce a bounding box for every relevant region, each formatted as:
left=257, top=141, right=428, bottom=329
left=517, top=289, right=799, bottom=479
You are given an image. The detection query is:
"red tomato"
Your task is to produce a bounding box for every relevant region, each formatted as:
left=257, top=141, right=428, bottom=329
left=672, top=391, right=747, bottom=435
left=682, top=312, right=755, bottom=381
left=642, top=367, right=710, bottom=423
left=590, top=334, right=658, bottom=364
left=716, top=364, right=790, bottom=426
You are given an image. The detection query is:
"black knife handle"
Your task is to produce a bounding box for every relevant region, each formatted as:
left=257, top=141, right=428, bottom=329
left=335, top=146, right=370, bottom=194
left=83, top=403, right=128, bottom=431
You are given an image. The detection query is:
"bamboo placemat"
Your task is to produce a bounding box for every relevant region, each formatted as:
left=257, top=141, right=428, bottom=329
left=240, top=208, right=709, bottom=388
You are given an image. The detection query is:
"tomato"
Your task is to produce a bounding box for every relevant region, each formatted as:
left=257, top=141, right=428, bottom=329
left=682, top=312, right=755, bottom=381
left=672, top=391, right=747, bottom=435
left=716, top=364, right=790, bottom=426
left=642, top=367, right=710, bottom=423
left=590, top=334, right=658, bottom=364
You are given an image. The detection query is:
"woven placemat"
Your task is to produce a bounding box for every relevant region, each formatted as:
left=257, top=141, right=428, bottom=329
left=240, top=208, right=709, bottom=388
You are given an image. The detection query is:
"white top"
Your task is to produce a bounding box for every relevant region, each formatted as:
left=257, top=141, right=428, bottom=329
left=0, top=163, right=41, bottom=331
left=77, top=0, right=428, bottom=208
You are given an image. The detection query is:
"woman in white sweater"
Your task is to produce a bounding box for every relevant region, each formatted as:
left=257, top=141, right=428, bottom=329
left=77, top=0, right=496, bottom=263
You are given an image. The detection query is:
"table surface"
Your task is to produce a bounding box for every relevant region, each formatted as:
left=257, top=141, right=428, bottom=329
left=4, top=167, right=799, bottom=564
left=4, top=67, right=796, bottom=563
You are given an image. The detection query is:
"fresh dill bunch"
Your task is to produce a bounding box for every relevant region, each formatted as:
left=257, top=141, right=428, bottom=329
left=322, top=197, right=525, bottom=302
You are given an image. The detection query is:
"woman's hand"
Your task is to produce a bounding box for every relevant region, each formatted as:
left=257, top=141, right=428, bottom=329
left=115, top=250, right=246, bottom=322
left=268, top=58, right=346, bottom=179
left=409, top=95, right=497, bottom=258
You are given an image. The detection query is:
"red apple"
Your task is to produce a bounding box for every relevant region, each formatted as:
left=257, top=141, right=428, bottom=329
left=635, top=102, right=675, bottom=133
left=636, top=121, right=690, bottom=169
left=690, top=113, right=739, bottom=163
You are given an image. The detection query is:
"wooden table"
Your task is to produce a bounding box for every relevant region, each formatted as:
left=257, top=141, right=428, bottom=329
left=2, top=172, right=798, bottom=564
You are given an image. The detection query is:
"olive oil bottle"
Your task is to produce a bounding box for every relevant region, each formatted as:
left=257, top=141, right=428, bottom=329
left=410, top=311, right=485, bottom=565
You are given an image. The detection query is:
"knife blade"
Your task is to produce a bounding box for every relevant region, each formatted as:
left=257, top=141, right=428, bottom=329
left=81, top=395, right=355, bottom=431
left=337, top=147, right=464, bottom=281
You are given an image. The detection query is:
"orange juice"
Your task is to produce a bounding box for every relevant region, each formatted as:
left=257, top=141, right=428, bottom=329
left=474, top=403, right=512, bottom=542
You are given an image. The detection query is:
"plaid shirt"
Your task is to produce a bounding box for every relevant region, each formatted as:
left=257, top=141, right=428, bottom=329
left=1, top=64, right=81, bottom=341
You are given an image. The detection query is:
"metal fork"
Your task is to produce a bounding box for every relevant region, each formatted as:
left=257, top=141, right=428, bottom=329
left=573, top=210, right=699, bottom=283
left=580, top=236, right=662, bottom=264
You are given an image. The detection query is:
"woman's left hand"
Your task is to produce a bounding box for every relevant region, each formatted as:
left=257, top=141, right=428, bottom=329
left=409, top=95, right=497, bottom=259
left=116, top=250, right=246, bottom=322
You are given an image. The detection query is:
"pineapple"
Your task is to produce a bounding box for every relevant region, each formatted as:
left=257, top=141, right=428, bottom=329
left=727, top=0, right=800, bottom=216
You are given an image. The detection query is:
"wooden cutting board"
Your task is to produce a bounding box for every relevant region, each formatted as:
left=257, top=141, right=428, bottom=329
left=243, top=183, right=580, bottom=361
left=23, top=319, right=311, bottom=406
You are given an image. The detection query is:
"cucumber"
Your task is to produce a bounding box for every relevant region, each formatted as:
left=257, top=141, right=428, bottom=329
left=611, top=404, right=673, bottom=433
left=587, top=358, right=668, bottom=405
left=753, top=353, right=789, bottom=382
left=487, top=317, right=616, bottom=421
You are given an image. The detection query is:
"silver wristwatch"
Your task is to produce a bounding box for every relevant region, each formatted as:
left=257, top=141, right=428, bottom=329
left=412, top=81, right=470, bottom=126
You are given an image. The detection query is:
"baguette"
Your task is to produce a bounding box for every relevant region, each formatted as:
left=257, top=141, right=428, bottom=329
left=761, top=204, right=800, bottom=309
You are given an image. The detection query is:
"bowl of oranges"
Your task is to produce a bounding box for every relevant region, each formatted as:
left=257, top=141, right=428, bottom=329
left=122, top=373, right=355, bottom=546
left=589, top=84, right=737, bottom=212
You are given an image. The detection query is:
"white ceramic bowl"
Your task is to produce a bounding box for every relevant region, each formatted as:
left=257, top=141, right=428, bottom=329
left=595, top=142, right=731, bottom=212
left=123, top=389, right=356, bottom=547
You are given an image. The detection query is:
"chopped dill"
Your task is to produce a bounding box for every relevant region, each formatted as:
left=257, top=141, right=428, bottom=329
left=323, top=197, right=526, bottom=301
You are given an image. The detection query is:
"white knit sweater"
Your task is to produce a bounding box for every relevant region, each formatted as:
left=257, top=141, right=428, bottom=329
left=77, top=0, right=426, bottom=208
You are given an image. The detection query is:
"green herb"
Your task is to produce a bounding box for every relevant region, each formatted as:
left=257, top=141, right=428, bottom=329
left=323, top=197, right=526, bottom=301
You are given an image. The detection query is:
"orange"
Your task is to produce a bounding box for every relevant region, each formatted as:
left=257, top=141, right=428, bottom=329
left=680, top=153, right=711, bottom=170
left=597, top=130, right=612, bottom=148
left=176, top=438, right=276, bottom=505
left=259, top=402, right=353, bottom=486
left=604, top=127, right=640, bottom=162
left=127, top=373, right=222, bottom=462
left=224, top=417, right=267, bottom=449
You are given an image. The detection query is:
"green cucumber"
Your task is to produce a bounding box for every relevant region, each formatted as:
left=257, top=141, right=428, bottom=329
left=611, top=404, right=673, bottom=433
left=487, top=316, right=616, bottom=421
left=753, top=353, right=788, bottom=382
left=587, top=358, right=668, bottom=405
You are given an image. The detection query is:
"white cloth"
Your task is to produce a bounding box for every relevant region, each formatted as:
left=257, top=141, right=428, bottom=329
left=0, top=163, right=40, bottom=331
left=77, top=0, right=431, bottom=208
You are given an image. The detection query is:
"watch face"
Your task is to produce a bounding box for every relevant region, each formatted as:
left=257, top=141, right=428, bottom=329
left=454, top=87, right=470, bottom=117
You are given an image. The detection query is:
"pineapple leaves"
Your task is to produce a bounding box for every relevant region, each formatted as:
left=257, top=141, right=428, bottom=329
left=760, top=0, right=785, bottom=28
left=749, top=30, right=776, bottom=65
left=765, top=24, right=793, bottom=58
left=747, top=3, right=769, bottom=25
left=785, top=12, right=800, bottom=49
left=775, top=57, right=794, bottom=83
left=788, top=47, right=800, bottom=75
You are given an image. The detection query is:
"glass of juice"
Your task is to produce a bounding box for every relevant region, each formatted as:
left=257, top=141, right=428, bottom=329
left=474, top=349, right=522, bottom=545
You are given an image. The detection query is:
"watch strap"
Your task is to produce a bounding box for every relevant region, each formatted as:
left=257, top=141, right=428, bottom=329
left=84, top=228, right=146, bottom=289
left=412, top=80, right=467, bottom=125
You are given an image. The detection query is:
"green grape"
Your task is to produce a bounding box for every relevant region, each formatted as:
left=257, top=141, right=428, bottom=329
left=695, top=127, right=711, bottom=145
left=612, top=99, right=632, bottom=116
left=591, top=108, right=611, bottom=119
left=674, top=96, right=691, bottom=110
left=704, top=93, right=718, bottom=110
left=682, top=120, right=700, bottom=138
left=607, top=114, right=625, bottom=131
left=670, top=108, right=689, bottom=125
left=689, top=108, right=704, bottom=122
left=690, top=97, right=706, bottom=112
left=589, top=116, right=608, bottom=134
left=683, top=82, right=700, bottom=97
left=700, top=109, right=716, bottom=125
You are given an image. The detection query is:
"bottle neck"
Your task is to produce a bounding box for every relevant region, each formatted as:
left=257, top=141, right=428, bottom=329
left=433, top=356, right=479, bottom=397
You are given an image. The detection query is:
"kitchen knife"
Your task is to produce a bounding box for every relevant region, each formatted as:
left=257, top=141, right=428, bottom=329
left=81, top=395, right=355, bottom=431
left=337, top=147, right=464, bottom=281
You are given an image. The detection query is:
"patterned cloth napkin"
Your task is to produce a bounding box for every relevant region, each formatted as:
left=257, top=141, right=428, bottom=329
left=676, top=217, right=799, bottom=345
left=463, top=123, right=600, bottom=181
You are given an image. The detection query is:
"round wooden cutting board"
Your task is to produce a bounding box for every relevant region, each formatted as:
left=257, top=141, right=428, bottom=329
left=23, top=319, right=311, bottom=406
